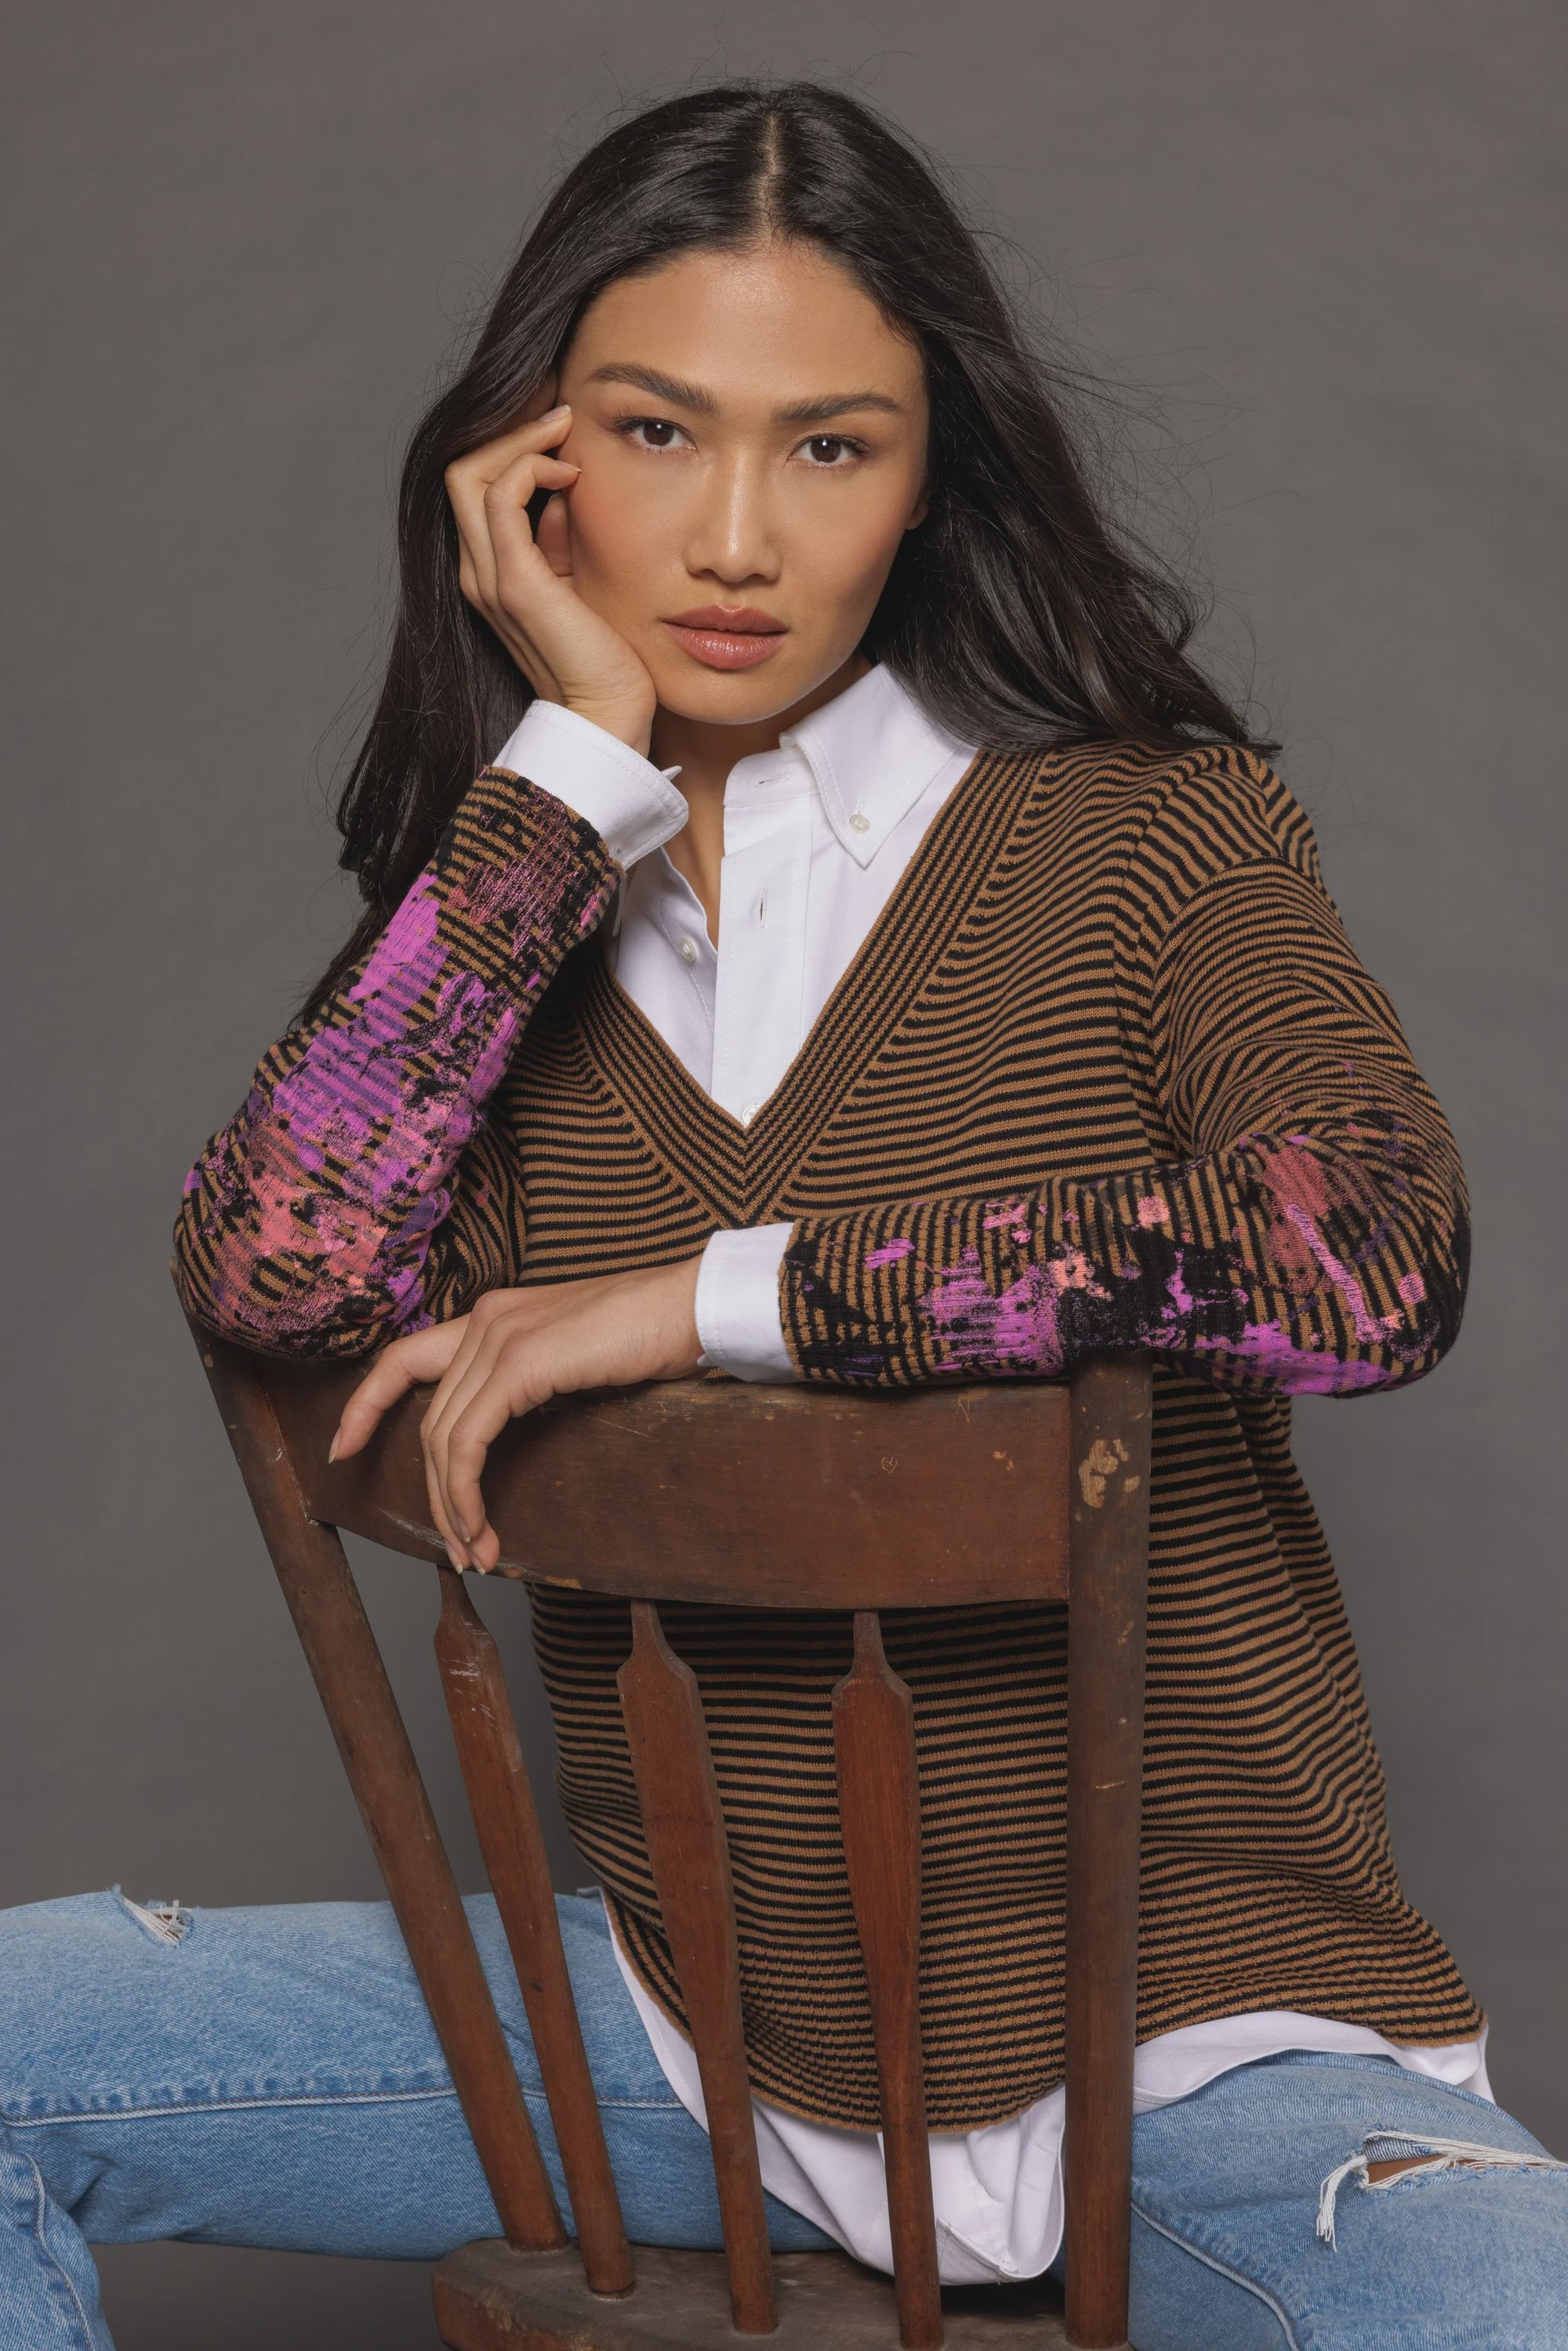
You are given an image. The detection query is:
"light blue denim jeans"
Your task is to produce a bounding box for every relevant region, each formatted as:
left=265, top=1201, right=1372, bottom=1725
left=2, top=1889, right=1566, bottom=2349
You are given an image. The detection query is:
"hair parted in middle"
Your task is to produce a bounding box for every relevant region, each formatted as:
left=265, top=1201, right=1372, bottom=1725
left=318, top=78, right=1264, bottom=1008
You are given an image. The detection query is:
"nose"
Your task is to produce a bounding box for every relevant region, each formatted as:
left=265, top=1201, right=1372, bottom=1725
left=681, top=445, right=782, bottom=587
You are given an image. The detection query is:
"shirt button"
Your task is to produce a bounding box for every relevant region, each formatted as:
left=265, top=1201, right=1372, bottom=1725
left=848, top=811, right=871, bottom=834
left=677, top=935, right=699, bottom=963
left=740, top=1103, right=760, bottom=1127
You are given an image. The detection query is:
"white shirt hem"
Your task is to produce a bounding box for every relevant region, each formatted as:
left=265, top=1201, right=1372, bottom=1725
left=601, top=1895, right=1489, bottom=2287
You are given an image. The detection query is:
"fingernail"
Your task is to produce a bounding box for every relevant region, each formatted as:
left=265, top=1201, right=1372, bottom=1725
left=452, top=1513, right=470, bottom=1543
left=542, top=403, right=570, bottom=420
left=327, top=1434, right=339, bottom=1463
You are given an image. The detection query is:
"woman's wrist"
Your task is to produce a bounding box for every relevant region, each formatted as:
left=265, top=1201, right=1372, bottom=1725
left=560, top=686, right=657, bottom=758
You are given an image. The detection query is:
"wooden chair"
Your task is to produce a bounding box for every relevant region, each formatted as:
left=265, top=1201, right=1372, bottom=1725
left=190, top=1317, right=1152, bottom=2351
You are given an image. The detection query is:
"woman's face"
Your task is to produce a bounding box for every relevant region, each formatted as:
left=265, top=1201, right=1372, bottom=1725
left=551, top=241, right=930, bottom=724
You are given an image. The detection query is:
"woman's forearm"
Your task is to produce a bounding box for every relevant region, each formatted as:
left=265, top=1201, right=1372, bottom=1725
left=173, top=770, right=619, bottom=1357
left=776, top=1109, right=1466, bottom=1396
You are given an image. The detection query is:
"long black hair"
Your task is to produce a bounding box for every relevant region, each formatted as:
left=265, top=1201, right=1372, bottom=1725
left=317, top=79, right=1264, bottom=1002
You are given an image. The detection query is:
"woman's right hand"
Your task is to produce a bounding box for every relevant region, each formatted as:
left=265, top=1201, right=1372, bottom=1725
left=445, top=402, right=657, bottom=754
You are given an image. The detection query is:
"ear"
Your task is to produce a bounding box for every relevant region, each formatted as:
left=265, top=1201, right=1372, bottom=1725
left=905, top=479, right=931, bottom=531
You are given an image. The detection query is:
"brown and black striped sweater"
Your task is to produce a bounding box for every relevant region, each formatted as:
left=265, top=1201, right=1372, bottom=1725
left=176, top=738, right=1483, bottom=2128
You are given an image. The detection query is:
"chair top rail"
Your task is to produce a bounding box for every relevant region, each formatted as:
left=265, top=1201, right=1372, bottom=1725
left=245, top=1346, right=1073, bottom=1611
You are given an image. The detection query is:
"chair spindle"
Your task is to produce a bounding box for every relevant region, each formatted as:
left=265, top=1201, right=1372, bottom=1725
left=1063, top=1354, right=1152, bottom=2351
left=434, top=1569, right=634, bottom=2296
left=618, top=1602, right=776, bottom=2336
left=833, top=1610, right=943, bottom=2350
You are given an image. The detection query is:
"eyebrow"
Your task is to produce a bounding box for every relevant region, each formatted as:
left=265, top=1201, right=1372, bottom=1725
left=586, top=363, right=906, bottom=424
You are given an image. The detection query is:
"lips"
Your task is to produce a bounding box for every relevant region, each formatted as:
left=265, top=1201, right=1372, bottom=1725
left=661, top=605, right=788, bottom=672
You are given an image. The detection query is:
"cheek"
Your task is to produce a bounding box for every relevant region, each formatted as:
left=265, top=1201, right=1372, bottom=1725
left=561, top=460, right=675, bottom=606
left=797, top=480, right=919, bottom=607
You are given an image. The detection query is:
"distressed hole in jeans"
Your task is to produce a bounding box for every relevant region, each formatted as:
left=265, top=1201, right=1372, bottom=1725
left=114, top=1888, right=191, bottom=1946
left=1317, top=2131, right=1568, bottom=2250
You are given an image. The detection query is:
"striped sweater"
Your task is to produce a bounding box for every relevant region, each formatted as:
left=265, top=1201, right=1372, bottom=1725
left=176, top=738, right=1483, bottom=2128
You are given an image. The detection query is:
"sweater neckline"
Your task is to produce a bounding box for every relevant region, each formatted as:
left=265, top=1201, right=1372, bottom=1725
left=573, top=745, right=1041, bottom=1222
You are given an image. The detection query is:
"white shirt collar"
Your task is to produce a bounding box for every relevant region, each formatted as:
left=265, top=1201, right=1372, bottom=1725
left=777, top=663, right=975, bottom=869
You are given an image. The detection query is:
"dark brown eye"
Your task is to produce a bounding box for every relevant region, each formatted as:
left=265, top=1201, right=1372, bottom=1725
left=632, top=418, right=680, bottom=448
left=806, top=436, right=848, bottom=464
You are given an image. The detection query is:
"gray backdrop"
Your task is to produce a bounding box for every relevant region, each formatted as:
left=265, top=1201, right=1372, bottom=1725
left=4, top=2, right=1563, bottom=2343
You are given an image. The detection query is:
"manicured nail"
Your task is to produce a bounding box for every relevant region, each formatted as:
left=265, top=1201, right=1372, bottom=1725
left=452, top=1512, right=470, bottom=1543
left=327, top=1434, right=339, bottom=1463
left=542, top=403, right=570, bottom=420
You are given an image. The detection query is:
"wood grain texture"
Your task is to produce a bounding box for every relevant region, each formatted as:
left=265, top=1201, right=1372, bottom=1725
left=190, top=1319, right=565, bottom=2256
left=434, top=1570, right=633, bottom=2296
left=833, top=1613, right=942, bottom=2349
left=1062, top=1356, right=1152, bottom=2351
left=264, top=1362, right=1070, bottom=1612
left=434, top=2242, right=1075, bottom=2351
left=617, top=1604, right=775, bottom=2335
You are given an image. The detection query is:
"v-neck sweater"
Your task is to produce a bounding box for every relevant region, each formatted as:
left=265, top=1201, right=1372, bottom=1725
left=176, top=736, right=1483, bottom=2129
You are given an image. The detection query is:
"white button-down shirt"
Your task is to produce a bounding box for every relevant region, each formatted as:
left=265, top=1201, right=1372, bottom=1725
left=492, top=667, right=1489, bottom=2283
left=495, top=663, right=975, bottom=1379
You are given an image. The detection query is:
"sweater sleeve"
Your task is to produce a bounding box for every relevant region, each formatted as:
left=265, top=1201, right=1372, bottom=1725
left=173, top=769, right=620, bottom=1357
left=776, top=755, right=1469, bottom=1397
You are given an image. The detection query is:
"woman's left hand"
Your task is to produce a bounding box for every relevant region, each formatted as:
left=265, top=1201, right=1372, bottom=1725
left=331, top=1259, right=705, bottom=1571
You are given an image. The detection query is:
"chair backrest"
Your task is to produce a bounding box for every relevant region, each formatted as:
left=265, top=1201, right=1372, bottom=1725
left=191, top=1317, right=1151, bottom=2351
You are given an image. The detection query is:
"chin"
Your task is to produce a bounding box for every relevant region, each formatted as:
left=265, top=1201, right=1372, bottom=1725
left=644, top=656, right=836, bottom=728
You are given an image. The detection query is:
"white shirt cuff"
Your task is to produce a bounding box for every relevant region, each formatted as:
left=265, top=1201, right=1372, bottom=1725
left=492, top=700, right=686, bottom=870
left=695, top=1224, right=798, bottom=1383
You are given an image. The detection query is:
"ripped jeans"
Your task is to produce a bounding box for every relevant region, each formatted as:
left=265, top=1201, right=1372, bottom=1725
left=3, top=1891, right=1566, bottom=2350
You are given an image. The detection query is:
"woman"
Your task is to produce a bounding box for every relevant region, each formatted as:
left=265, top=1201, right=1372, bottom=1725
left=5, top=80, right=1563, bottom=2350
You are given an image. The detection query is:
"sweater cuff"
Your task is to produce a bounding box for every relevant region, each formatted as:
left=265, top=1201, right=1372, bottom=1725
left=695, top=1224, right=798, bottom=1383
left=492, top=701, right=686, bottom=870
